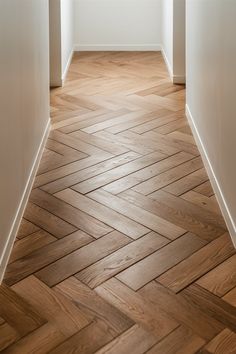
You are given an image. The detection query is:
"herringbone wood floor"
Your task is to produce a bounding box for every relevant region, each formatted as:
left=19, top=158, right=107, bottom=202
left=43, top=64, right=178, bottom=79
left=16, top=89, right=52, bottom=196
left=1, top=52, right=236, bottom=353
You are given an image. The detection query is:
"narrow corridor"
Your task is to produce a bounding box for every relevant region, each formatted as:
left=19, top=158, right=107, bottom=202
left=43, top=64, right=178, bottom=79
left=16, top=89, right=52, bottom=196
left=1, top=52, right=236, bottom=353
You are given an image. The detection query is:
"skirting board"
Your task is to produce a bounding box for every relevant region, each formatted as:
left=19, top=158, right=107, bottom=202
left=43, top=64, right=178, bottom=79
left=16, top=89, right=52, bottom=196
left=161, top=48, right=173, bottom=80
left=74, top=44, right=162, bottom=51
left=173, top=75, right=186, bottom=85
left=0, top=119, right=51, bottom=283
left=50, top=49, right=74, bottom=87
left=161, top=47, right=186, bottom=85
left=62, top=49, right=74, bottom=85
left=186, top=105, right=236, bottom=248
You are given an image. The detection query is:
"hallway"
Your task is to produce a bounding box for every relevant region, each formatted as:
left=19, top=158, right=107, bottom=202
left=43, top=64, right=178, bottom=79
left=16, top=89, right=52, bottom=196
left=1, top=52, right=236, bottom=353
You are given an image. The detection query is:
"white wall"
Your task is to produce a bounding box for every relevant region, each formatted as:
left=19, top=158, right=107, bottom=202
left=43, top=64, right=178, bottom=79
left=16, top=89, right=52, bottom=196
left=50, top=0, right=74, bottom=86
left=186, top=0, right=236, bottom=245
left=162, top=0, right=173, bottom=71
left=61, top=0, right=74, bottom=79
left=162, top=0, right=185, bottom=83
left=0, top=0, right=50, bottom=280
left=74, top=0, right=162, bottom=51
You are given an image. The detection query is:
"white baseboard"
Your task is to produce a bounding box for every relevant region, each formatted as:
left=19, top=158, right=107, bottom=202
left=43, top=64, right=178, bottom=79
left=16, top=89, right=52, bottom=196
left=50, top=78, right=63, bottom=88
left=186, top=105, right=236, bottom=248
left=74, top=44, right=162, bottom=51
left=161, top=48, right=173, bottom=79
left=161, top=47, right=186, bottom=84
left=62, top=49, right=74, bottom=85
left=0, top=119, right=51, bottom=283
left=173, top=75, right=186, bottom=85
left=50, top=49, right=74, bottom=88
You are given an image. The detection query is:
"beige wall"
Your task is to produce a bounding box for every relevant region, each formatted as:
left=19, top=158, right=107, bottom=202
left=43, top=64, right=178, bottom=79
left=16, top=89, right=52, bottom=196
left=49, top=0, right=62, bottom=86
left=173, top=0, right=185, bottom=82
left=0, top=0, right=50, bottom=279
left=186, top=0, right=236, bottom=245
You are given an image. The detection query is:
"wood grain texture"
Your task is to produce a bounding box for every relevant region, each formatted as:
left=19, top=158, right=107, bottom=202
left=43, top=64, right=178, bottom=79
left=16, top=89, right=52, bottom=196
left=146, top=326, right=205, bottom=354
left=197, top=254, right=236, bottom=297
left=116, top=232, right=206, bottom=290
left=158, top=233, right=235, bottom=293
left=35, top=231, right=130, bottom=287
left=204, top=328, right=236, bottom=354
left=95, top=278, right=178, bottom=339
left=95, top=325, right=157, bottom=354
left=1, top=52, right=235, bottom=353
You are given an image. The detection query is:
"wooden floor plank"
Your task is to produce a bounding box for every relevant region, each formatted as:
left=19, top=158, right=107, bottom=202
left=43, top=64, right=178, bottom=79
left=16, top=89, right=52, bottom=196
left=30, top=188, right=113, bottom=238
left=181, top=190, right=222, bottom=215
left=182, top=284, right=236, bottom=332
left=9, top=230, right=57, bottom=264
left=119, top=130, right=181, bottom=156
left=131, top=111, right=184, bottom=134
left=50, top=130, right=113, bottom=157
left=95, top=278, right=178, bottom=340
left=58, top=109, right=128, bottom=133
left=197, top=254, right=236, bottom=297
left=204, top=328, right=236, bottom=354
left=194, top=180, right=214, bottom=197
left=76, top=232, right=169, bottom=288
left=54, top=277, right=134, bottom=335
left=55, top=189, right=149, bottom=239
left=72, top=150, right=167, bottom=194
left=3, top=323, right=67, bottom=354
left=81, top=110, right=148, bottom=134
left=139, top=282, right=223, bottom=341
left=119, top=189, right=222, bottom=241
left=94, top=130, right=155, bottom=155
left=0, top=284, right=46, bottom=337
left=95, top=325, right=157, bottom=354
left=34, top=153, right=113, bottom=188
left=12, top=276, right=90, bottom=337
left=116, top=232, right=206, bottom=290
left=88, top=189, right=186, bottom=239
left=146, top=326, right=205, bottom=354
left=105, top=110, right=170, bottom=134
left=158, top=233, right=235, bottom=293
left=223, top=286, right=236, bottom=307
left=148, top=190, right=226, bottom=241
left=4, top=231, right=93, bottom=286
left=24, top=202, right=77, bottom=238
left=132, top=157, right=203, bottom=195
left=49, top=319, right=115, bottom=354
left=163, top=168, right=209, bottom=196
left=16, top=219, right=40, bottom=239
left=35, top=231, right=130, bottom=287
left=41, top=151, right=140, bottom=194
left=0, top=323, right=19, bottom=351
left=103, top=151, right=194, bottom=195
left=70, top=130, right=129, bottom=155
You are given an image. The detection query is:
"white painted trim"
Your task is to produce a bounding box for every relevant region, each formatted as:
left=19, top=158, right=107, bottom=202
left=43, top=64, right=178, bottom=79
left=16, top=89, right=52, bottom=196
left=74, top=44, right=162, bottom=51
left=161, top=47, right=173, bottom=80
left=186, top=105, right=236, bottom=248
left=62, top=49, right=74, bottom=84
left=173, top=75, right=186, bottom=85
left=161, top=47, right=186, bottom=84
left=0, top=119, right=51, bottom=283
left=50, top=78, right=63, bottom=88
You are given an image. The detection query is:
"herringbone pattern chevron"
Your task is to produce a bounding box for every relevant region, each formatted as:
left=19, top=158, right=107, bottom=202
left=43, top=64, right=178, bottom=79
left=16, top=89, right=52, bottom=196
left=1, top=52, right=236, bottom=353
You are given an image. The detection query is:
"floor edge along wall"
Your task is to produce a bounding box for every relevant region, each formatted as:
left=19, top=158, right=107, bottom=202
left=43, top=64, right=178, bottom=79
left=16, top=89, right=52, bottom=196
left=0, top=119, right=51, bottom=283
left=186, top=105, right=236, bottom=248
